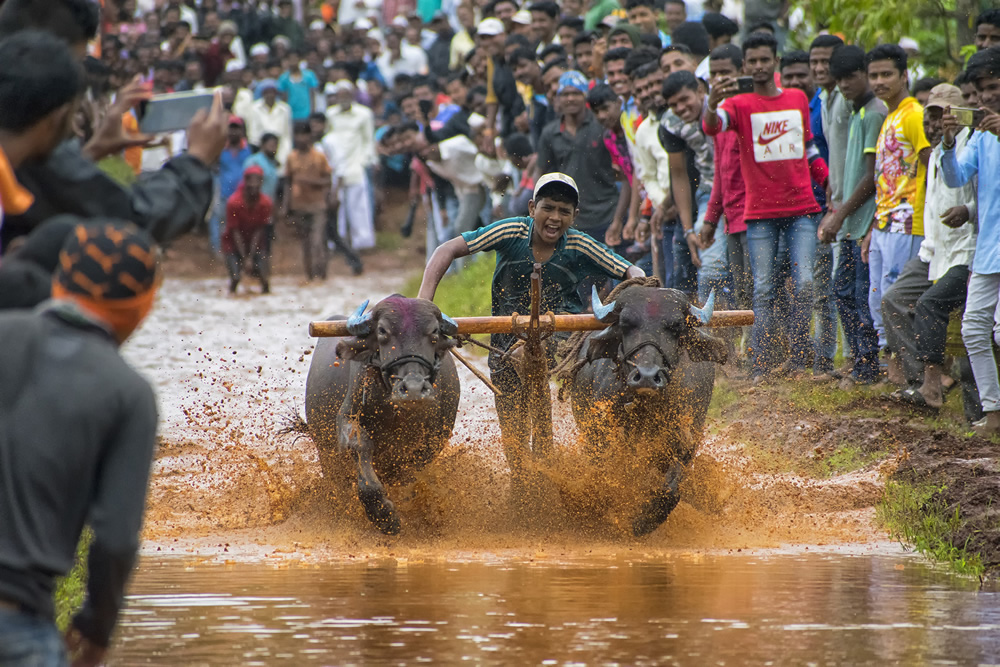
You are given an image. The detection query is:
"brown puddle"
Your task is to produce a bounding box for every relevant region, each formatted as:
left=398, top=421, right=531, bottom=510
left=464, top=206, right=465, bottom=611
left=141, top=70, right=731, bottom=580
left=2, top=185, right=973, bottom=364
left=114, top=553, right=1000, bottom=664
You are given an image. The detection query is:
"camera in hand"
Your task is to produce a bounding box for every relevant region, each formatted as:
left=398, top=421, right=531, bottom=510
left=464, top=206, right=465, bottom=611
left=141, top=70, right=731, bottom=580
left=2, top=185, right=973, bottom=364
left=736, top=77, right=754, bottom=94
left=951, top=107, right=985, bottom=128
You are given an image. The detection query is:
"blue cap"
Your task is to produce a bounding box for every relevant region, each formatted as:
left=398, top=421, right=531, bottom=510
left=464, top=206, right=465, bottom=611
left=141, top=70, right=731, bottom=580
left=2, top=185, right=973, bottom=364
left=557, top=70, right=589, bottom=96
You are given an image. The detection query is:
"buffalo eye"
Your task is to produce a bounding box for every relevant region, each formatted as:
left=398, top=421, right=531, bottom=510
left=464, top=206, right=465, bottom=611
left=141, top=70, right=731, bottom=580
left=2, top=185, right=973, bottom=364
left=377, top=325, right=389, bottom=340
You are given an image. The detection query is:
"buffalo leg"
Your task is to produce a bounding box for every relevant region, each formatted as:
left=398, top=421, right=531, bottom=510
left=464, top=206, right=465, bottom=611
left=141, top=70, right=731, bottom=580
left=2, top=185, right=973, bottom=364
left=339, top=418, right=400, bottom=535
left=632, top=463, right=685, bottom=537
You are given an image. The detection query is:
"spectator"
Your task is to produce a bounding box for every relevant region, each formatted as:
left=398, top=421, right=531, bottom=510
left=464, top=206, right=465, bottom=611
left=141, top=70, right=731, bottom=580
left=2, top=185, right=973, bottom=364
left=378, top=25, right=430, bottom=87
left=975, top=10, right=1000, bottom=51
left=0, top=30, right=82, bottom=251
left=509, top=47, right=555, bottom=144
left=660, top=43, right=697, bottom=76
left=604, top=46, right=633, bottom=100
left=501, top=132, right=536, bottom=216
left=284, top=121, right=333, bottom=281
left=529, top=1, right=559, bottom=53
left=427, top=11, right=455, bottom=77
left=820, top=44, right=886, bottom=387
left=223, top=165, right=273, bottom=294
left=941, top=46, right=1000, bottom=434
left=588, top=83, right=636, bottom=248
left=701, top=44, right=750, bottom=310
left=278, top=52, right=320, bottom=121
left=704, top=31, right=828, bottom=383
left=912, top=76, right=945, bottom=107
left=536, top=71, right=618, bottom=242
left=0, top=220, right=160, bottom=667
left=212, top=116, right=253, bottom=254
left=272, top=0, right=306, bottom=50
left=477, top=17, right=527, bottom=137
left=0, top=0, right=226, bottom=253
left=661, top=70, right=724, bottom=302
left=450, top=3, right=477, bottom=70
left=955, top=70, right=979, bottom=106
left=571, top=31, right=596, bottom=76
left=626, top=0, right=669, bottom=47
left=866, top=43, right=930, bottom=381
left=246, top=79, right=292, bottom=166
left=663, top=0, right=687, bottom=36
left=671, top=21, right=711, bottom=79
left=702, top=12, right=739, bottom=50
left=323, top=80, right=377, bottom=251
left=883, top=84, right=977, bottom=409
left=556, top=17, right=584, bottom=50
left=243, top=133, right=282, bottom=201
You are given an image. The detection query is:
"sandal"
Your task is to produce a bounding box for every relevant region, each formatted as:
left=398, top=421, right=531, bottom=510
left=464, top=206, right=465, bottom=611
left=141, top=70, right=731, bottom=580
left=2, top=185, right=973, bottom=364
left=898, top=387, right=940, bottom=414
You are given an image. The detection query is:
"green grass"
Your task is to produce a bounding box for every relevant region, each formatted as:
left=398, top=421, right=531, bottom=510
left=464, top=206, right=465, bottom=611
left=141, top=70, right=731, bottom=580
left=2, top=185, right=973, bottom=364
left=816, top=443, right=888, bottom=478
left=707, top=380, right=741, bottom=422
left=878, top=481, right=984, bottom=577
left=402, top=254, right=496, bottom=318
left=55, top=530, right=91, bottom=631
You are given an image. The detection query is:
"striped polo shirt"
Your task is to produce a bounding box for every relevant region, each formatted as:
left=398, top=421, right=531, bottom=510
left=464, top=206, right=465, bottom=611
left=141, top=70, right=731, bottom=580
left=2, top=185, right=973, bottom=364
left=462, top=216, right=631, bottom=323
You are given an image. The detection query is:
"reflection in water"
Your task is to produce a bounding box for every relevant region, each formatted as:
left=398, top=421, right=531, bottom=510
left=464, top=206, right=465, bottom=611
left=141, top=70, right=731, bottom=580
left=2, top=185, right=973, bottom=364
left=114, top=553, right=1000, bottom=665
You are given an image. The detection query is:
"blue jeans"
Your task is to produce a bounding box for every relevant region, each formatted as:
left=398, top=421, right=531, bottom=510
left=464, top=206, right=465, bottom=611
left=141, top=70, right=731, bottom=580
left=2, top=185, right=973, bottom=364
left=660, top=222, right=676, bottom=288
left=813, top=241, right=838, bottom=373
left=834, top=239, right=879, bottom=382
left=0, top=608, right=67, bottom=667
left=747, top=214, right=819, bottom=377
left=672, top=223, right=698, bottom=295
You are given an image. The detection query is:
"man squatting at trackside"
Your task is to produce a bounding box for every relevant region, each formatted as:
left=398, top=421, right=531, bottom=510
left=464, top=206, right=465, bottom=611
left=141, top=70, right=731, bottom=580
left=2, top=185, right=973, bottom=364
left=418, top=172, right=645, bottom=471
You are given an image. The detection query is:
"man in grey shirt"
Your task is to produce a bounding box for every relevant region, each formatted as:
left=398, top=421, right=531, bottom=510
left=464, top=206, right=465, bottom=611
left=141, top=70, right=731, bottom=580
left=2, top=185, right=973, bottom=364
left=536, top=70, right=619, bottom=239
left=0, top=221, right=161, bottom=667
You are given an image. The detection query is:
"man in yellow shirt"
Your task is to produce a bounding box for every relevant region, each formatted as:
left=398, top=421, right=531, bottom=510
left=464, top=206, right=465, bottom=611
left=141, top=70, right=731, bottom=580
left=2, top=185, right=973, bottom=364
left=864, top=44, right=931, bottom=369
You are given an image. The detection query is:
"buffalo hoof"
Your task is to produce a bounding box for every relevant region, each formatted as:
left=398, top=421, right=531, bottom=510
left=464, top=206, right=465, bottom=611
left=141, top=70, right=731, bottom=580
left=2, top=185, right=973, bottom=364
left=632, top=493, right=681, bottom=537
left=358, top=488, right=401, bottom=535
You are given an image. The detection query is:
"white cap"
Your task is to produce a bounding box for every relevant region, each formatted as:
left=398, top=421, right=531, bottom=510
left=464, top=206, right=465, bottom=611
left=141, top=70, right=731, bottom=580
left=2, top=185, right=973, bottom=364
left=533, top=172, right=579, bottom=201
left=899, top=36, right=920, bottom=52
left=391, top=15, right=409, bottom=29
left=272, top=35, right=292, bottom=48
left=477, top=17, right=505, bottom=36
left=512, top=10, right=532, bottom=25
left=225, top=60, right=244, bottom=72
left=354, top=17, right=373, bottom=30
left=326, top=79, right=355, bottom=95
left=366, top=28, right=384, bottom=43
left=309, top=19, right=326, bottom=30
left=250, top=43, right=270, bottom=56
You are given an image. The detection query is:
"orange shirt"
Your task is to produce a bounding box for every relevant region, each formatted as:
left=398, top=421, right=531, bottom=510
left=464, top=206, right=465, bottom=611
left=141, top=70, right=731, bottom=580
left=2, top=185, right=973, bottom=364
left=285, top=147, right=331, bottom=212
left=0, top=144, right=33, bottom=249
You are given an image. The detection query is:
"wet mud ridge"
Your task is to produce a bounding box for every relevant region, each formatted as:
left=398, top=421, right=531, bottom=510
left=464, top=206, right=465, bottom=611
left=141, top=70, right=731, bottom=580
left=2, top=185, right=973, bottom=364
left=125, top=276, right=914, bottom=563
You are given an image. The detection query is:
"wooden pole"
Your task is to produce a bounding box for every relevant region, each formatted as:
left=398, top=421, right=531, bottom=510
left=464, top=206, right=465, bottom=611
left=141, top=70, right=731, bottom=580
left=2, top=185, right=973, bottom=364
left=524, top=263, right=553, bottom=458
left=310, top=310, right=755, bottom=337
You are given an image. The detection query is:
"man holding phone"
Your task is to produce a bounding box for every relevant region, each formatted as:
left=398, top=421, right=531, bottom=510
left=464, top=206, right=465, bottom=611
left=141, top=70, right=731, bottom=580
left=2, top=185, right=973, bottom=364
left=941, top=46, right=1000, bottom=435
left=0, top=0, right=228, bottom=252
left=703, top=31, right=828, bottom=384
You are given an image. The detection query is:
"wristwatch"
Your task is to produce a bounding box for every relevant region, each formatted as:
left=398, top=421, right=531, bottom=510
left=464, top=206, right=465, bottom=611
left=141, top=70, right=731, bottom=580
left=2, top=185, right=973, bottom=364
left=684, top=228, right=697, bottom=237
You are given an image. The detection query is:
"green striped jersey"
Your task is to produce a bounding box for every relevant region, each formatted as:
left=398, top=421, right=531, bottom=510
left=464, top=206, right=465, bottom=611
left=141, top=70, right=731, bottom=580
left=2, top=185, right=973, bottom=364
left=461, top=216, right=631, bottom=323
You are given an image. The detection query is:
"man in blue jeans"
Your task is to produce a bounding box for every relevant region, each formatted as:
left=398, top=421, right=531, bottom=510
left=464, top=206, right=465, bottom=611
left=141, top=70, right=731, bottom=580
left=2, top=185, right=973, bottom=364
left=818, top=45, right=888, bottom=386
left=704, top=32, right=828, bottom=382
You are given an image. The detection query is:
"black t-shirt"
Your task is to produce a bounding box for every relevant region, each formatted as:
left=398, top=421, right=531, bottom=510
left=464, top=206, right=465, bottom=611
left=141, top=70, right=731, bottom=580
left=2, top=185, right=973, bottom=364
left=658, top=125, right=700, bottom=208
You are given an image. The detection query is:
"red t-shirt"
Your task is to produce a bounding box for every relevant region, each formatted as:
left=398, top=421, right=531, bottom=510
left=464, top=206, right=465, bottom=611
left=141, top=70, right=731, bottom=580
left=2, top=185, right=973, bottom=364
left=705, top=88, right=822, bottom=221
left=222, top=190, right=272, bottom=255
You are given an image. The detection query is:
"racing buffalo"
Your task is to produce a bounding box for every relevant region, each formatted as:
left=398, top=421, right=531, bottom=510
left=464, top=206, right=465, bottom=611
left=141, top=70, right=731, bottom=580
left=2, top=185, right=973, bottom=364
left=303, top=295, right=461, bottom=534
left=569, top=286, right=727, bottom=536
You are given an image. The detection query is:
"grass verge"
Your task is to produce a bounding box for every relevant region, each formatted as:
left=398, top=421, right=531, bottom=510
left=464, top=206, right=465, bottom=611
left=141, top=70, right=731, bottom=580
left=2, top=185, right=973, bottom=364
left=55, top=530, right=91, bottom=631
left=877, top=481, right=984, bottom=577
left=403, top=256, right=497, bottom=354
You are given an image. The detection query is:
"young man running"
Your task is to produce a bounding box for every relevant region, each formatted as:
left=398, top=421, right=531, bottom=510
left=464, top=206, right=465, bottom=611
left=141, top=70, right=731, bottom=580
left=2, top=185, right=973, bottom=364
left=418, top=173, right=643, bottom=474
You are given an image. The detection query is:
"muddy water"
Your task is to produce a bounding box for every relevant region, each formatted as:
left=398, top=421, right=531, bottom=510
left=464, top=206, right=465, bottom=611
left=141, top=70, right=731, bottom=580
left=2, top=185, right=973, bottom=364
left=111, top=274, right=992, bottom=664
left=114, top=553, right=1000, bottom=665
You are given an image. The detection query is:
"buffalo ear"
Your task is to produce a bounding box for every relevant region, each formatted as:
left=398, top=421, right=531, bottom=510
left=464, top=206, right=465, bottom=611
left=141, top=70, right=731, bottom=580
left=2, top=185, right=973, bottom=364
left=585, top=326, right=622, bottom=362
left=336, top=336, right=372, bottom=361
left=682, top=328, right=728, bottom=364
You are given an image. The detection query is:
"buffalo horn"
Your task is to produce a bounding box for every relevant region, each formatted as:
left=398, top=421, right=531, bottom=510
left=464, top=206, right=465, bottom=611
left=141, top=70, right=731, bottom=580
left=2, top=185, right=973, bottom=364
left=689, top=290, right=715, bottom=325
left=346, top=299, right=373, bottom=336
left=440, top=313, right=459, bottom=336
left=591, top=285, right=617, bottom=323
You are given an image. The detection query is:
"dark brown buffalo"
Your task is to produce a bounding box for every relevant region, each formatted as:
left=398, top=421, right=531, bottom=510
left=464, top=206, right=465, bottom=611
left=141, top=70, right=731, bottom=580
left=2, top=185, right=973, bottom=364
left=570, top=286, right=727, bottom=536
left=303, top=296, right=461, bottom=534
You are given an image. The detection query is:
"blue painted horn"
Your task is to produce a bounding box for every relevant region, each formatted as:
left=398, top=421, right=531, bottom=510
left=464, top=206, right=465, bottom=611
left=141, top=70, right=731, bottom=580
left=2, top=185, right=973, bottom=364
left=440, top=312, right=459, bottom=336
left=591, top=285, right=617, bottom=323
left=689, top=290, right=715, bottom=325
left=346, top=300, right=373, bottom=336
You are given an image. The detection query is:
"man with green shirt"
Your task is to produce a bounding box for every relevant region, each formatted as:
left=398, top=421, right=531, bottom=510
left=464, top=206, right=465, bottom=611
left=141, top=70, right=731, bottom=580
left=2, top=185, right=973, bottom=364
left=818, top=45, right=888, bottom=386
left=418, top=173, right=644, bottom=475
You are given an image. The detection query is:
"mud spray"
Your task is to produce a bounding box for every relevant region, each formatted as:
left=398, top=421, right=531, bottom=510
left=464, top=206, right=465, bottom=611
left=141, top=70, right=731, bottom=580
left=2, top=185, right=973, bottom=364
left=124, top=277, right=887, bottom=565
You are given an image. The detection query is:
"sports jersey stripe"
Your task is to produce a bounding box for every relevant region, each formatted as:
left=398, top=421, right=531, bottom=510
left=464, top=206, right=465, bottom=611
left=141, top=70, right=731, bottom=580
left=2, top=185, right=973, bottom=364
left=566, top=235, right=630, bottom=274
left=564, top=237, right=625, bottom=273
left=467, top=229, right=527, bottom=252
left=466, top=222, right=528, bottom=251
